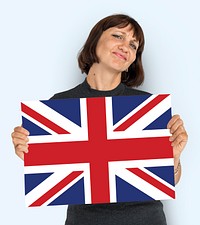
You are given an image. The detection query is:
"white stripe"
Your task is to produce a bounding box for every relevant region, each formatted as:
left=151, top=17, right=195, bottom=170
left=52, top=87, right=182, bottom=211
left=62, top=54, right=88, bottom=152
left=105, top=96, right=114, bottom=136
left=24, top=164, right=87, bottom=174
left=107, top=129, right=171, bottom=139
left=109, top=158, right=174, bottom=169
left=28, top=132, right=88, bottom=143
left=80, top=98, right=88, bottom=137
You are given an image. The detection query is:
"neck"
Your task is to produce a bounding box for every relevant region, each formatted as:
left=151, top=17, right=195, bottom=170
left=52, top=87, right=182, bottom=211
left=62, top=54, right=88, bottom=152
left=87, top=65, right=121, bottom=91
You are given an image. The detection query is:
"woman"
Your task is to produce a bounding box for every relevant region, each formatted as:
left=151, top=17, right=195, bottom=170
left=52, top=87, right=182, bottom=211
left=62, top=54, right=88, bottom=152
left=11, top=14, right=188, bottom=225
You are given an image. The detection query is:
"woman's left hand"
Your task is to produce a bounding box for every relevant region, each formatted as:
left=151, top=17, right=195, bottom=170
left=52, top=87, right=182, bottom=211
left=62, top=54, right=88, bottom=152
left=167, top=114, right=188, bottom=160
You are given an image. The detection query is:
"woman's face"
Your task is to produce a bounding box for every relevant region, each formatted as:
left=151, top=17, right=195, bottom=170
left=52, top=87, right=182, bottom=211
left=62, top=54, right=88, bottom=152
left=95, top=24, right=139, bottom=73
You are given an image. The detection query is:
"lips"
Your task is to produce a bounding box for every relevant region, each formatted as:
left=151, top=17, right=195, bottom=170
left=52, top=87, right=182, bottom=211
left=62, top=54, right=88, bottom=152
left=113, top=52, right=127, bottom=61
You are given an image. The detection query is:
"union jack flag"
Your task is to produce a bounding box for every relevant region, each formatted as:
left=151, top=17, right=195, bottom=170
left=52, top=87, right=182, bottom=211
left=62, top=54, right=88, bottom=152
left=21, top=94, right=175, bottom=207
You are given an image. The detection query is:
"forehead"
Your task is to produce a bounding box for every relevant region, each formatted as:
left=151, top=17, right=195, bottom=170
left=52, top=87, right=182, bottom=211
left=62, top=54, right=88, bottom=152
left=105, top=25, right=137, bottom=40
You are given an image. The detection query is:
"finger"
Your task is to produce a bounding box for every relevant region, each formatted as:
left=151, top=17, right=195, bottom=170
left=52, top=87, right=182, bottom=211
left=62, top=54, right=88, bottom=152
left=15, top=144, right=29, bottom=162
left=13, top=126, right=30, bottom=135
left=15, top=143, right=29, bottom=154
left=169, top=125, right=186, bottom=142
left=167, top=114, right=181, bottom=129
left=169, top=118, right=184, bottom=134
left=11, top=131, right=29, bottom=142
left=12, top=137, right=29, bottom=149
left=171, top=133, right=188, bottom=150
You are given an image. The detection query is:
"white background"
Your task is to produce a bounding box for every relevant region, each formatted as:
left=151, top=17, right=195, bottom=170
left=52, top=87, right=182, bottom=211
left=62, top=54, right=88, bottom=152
left=0, top=0, right=199, bottom=224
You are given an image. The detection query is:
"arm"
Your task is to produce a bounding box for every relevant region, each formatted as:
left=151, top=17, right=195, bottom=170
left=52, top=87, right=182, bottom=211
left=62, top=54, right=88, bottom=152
left=11, top=126, right=30, bottom=160
left=167, top=115, right=188, bottom=185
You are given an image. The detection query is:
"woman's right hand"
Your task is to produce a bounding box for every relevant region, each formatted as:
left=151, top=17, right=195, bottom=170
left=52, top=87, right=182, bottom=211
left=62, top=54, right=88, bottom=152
left=11, top=126, right=30, bottom=160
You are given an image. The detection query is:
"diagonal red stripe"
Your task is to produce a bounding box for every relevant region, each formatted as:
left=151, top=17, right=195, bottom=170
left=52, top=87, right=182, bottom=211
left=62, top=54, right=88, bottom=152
left=127, top=168, right=175, bottom=199
left=114, top=94, right=169, bottom=131
left=21, top=103, right=70, bottom=134
left=30, top=171, right=83, bottom=207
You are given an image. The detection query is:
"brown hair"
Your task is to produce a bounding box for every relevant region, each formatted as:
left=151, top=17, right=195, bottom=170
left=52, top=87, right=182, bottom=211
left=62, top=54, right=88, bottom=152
left=78, top=14, right=145, bottom=87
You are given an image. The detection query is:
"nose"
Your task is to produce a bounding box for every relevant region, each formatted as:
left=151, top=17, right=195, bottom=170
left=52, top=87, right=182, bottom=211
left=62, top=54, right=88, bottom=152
left=118, top=41, right=129, bottom=52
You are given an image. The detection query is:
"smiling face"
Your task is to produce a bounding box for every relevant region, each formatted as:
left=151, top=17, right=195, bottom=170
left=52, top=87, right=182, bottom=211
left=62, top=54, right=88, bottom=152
left=95, top=24, right=139, bottom=73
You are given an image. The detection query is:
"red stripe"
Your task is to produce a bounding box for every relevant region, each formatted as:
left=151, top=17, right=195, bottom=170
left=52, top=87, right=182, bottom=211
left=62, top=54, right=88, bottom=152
left=114, top=94, right=169, bottom=131
left=30, top=171, right=83, bottom=207
left=25, top=137, right=173, bottom=166
left=128, top=168, right=175, bottom=199
left=21, top=103, right=70, bottom=134
left=86, top=97, right=110, bottom=204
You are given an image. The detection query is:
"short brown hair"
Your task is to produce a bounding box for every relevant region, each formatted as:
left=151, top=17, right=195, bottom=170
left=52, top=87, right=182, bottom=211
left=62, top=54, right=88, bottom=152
left=78, top=14, right=145, bottom=87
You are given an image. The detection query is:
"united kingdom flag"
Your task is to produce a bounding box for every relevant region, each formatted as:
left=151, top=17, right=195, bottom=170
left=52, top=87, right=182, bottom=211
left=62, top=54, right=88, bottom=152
left=21, top=94, right=175, bottom=207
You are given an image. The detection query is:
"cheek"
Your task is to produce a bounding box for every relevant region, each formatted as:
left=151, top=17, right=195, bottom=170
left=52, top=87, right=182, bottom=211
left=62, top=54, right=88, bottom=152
left=129, top=53, right=137, bottom=65
left=96, top=42, right=107, bottom=57
left=96, top=42, right=113, bottom=59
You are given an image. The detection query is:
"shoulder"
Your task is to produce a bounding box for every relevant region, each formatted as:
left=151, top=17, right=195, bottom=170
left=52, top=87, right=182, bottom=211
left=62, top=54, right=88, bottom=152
left=50, top=83, right=83, bottom=99
left=123, top=85, right=151, bottom=96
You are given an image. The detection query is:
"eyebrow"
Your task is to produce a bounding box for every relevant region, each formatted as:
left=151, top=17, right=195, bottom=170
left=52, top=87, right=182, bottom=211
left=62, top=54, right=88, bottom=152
left=115, top=30, right=139, bottom=43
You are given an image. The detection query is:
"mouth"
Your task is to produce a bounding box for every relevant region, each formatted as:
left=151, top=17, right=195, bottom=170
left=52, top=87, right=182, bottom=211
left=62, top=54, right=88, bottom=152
left=113, top=52, right=127, bottom=61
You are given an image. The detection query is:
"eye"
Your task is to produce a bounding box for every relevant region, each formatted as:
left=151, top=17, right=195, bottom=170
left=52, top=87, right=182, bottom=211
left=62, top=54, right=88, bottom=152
left=130, top=43, right=137, bottom=50
left=112, top=34, right=123, bottom=40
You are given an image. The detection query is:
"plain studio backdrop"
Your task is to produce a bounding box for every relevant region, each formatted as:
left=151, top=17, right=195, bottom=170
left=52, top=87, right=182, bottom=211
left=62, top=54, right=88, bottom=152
left=0, top=0, right=199, bottom=224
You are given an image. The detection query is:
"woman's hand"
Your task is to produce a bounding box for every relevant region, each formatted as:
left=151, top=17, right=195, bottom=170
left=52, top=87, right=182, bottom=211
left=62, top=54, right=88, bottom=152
left=167, top=114, right=188, bottom=183
left=11, top=126, right=30, bottom=160
left=167, top=114, right=188, bottom=159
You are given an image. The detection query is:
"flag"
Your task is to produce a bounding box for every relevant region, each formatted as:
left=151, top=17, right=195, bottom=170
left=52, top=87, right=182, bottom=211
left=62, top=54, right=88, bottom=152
left=21, top=94, right=175, bottom=207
